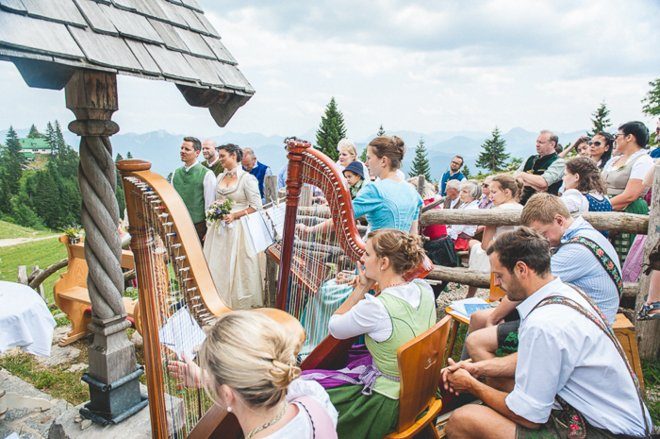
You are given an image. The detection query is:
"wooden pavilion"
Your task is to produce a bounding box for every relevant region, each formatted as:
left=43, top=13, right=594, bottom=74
left=0, top=0, right=254, bottom=425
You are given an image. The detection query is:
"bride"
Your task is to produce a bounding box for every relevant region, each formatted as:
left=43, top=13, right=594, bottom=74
left=203, top=143, right=264, bottom=309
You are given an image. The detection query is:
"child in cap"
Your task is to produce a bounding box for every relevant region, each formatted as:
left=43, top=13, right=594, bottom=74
left=342, top=161, right=366, bottom=199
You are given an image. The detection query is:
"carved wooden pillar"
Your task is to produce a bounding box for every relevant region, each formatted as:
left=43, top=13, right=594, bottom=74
left=65, top=69, right=147, bottom=424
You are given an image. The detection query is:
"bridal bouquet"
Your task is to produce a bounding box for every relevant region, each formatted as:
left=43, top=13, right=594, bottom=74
left=206, top=199, right=233, bottom=223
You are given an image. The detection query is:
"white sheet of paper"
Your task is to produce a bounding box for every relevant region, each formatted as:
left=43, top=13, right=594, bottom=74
left=158, top=307, right=206, bottom=360
left=242, top=211, right=272, bottom=255
left=448, top=297, right=489, bottom=318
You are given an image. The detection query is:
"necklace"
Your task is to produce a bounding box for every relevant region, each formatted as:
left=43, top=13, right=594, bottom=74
left=245, top=403, right=287, bottom=439
left=381, top=280, right=407, bottom=290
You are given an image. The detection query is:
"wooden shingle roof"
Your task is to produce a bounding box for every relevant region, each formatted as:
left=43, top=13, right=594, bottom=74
left=0, top=0, right=254, bottom=126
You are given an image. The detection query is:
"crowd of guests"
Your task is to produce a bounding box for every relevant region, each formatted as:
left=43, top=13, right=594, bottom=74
left=167, top=119, right=658, bottom=437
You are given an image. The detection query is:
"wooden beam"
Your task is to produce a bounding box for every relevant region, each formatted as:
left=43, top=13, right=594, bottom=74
left=420, top=209, right=649, bottom=234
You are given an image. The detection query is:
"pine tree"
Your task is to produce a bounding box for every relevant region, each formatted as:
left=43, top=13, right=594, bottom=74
left=476, top=127, right=510, bottom=173
left=506, top=157, right=523, bottom=172
left=462, top=165, right=472, bottom=179
left=45, top=122, right=56, bottom=155
left=127, top=151, right=133, bottom=159
left=377, top=124, right=385, bottom=136
left=642, top=77, right=660, bottom=116
left=27, top=124, right=42, bottom=138
left=315, top=97, right=346, bottom=161
left=115, top=153, right=126, bottom=219
left=0, top=126, right=26, bottom=212
left=588, top=102, right=611, bottom=136
left=409, top=138, right=432, bottom=181
left=53, top=121, right=67, bottom=157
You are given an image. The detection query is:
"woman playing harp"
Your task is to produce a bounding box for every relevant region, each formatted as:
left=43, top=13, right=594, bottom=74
left=294, top=136, right=423, bottom=356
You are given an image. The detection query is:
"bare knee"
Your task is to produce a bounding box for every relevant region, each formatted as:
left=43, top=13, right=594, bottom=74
left=468, top=309, right=492, bottom=332
left=446, top=405, right=474, bottom=438
left=465, top=326, right=497, bottom=361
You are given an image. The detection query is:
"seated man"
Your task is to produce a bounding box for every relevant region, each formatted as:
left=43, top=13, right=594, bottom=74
left=464, top=193, right=621, bottom=362
left=443, top=228, right=651, bottom=438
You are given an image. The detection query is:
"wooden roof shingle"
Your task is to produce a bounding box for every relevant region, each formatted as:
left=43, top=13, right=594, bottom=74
left=0, top=0, right=253, bottom=126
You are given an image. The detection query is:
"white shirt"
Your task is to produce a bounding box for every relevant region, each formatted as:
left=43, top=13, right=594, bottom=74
left=328, top=280, right=432, bottom=342
left=447, top=199, right=480, bottom=240
left=266, top=379, right=338, bottom=439
left=184, top=162, right=217, bottom=211
left=603, top=149, right=654, bottom=180
left=560, top=188, right=589, bottom=214
left=506, top=278, right=651, bottom=436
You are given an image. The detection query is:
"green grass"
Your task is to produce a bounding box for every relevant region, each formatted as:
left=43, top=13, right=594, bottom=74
left=0, top=352, right=88, bottom=405
left=0, top=219, right=52, bottom=239
left=642, top=359, right=660, bottom=425
left=0, top=237, right=66, bottom=304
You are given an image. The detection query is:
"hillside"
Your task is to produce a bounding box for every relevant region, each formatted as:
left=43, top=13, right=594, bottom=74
left=0, top=220, right=52, bottom=239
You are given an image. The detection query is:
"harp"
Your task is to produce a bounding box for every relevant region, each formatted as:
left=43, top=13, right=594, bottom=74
left=118, top=160, right=301, bottom=438
left=271, top=140, right=433, bottom=371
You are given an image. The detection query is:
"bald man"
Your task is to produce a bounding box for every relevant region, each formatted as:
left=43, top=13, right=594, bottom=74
left=201, top=139, right=223, bottom=176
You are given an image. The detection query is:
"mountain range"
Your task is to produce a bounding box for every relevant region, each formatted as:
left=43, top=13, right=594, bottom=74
left=2, top=126, right=588, bottom=179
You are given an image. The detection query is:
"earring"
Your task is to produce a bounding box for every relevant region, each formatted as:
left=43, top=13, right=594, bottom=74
left=227, top=406, right=232, bottom=413
left=380, top=266, right=384, bottom=271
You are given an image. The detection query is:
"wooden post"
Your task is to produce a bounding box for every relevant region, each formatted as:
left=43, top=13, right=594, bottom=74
left=264, top=175, right=278, bottom=205
left=265, top=256, right=279, bottom=308
left=17, top=266, right=28, bottom=285
left=417, top=175, right=426, bottom=196
left=65, top=69, right=146, bottom=424
left=31, top=265, right=45, bottom=299
left=635, top=162, right=660, bottom=360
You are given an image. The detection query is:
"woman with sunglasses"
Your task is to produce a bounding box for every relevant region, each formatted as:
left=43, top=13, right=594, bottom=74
left=589, top=132, right=614, bottom=169
left=601, top=121, right=653, bottom=263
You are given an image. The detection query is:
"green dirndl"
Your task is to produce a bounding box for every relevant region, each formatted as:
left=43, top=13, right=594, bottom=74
left=611, top=198, right=648, bottom=264
left=327, top=384, right=399, bottom=439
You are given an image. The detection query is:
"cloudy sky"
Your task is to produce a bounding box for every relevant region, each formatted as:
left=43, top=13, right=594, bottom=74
left=1, top=0, right=658, bottom=140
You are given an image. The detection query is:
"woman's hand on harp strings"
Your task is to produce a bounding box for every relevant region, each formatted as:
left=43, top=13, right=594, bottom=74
left=168, top=355, right=204, bottom=389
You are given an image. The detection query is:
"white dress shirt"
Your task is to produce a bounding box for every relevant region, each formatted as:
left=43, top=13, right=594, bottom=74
left=506, top=278, right=651, bottom=436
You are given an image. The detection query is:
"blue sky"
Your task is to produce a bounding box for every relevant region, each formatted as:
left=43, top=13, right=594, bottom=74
left=0, top=0, right=658, bottom=139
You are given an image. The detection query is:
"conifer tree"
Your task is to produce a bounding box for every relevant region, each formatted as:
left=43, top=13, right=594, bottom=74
left=377, top=124, right=385, bottom=136
left=127, top=151, right=133, bottom=159
left=588, top=102, right=611, bottom=136
left=28, top=124, right=42, bottom=138
left=315, top=97, right=346, bottom=161
left=642, top=77, right=660, bottom=116
left=115, top=153, right=126, bottom=218
left=462, top=165, right=472, bottom=179
left=409, top=138, right=432, bottom=181
left=0, top=126, right=25, bottom=211
left=476, top=127, right=510, bottom=173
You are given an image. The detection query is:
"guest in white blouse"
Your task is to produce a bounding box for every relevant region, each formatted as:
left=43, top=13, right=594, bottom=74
left=443, top=228, right=652, bottom=439
left=446, top=180, right=481, bottom=251
left=169, top=311, right=338, bottom=439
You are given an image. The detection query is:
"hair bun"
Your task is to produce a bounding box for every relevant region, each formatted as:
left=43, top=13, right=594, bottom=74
left=269, top=359, right=301, bottom=390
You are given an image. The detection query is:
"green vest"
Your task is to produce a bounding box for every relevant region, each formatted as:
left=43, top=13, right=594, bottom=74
left=202, top=159, right=223, bottom=177
left=520, top=152, right=561, bottom=204
left=172, top=163, right=209, bottom=223
left=365, top=281, right=436, bottom=399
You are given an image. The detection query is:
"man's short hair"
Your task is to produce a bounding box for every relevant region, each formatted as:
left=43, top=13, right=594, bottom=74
left=520, top=193, right=570, bottom=225
left=540, top=130, right=559, bottom=147
left=487, top=227, right=552, bottom=275
left=202, top=139, right=218, bottom=149
left=618, top=121, right=649, bottom=148
left=242, top=147, right=255, bottom=157
left=453, top=155, right=464, bottom=166
left=183, top=136, right=202, bottom=152
left=446, top=179, right=461, bottom=191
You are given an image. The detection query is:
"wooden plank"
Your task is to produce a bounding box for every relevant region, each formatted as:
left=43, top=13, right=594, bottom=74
left=148, top=18, right=189, bottom=52
left=156, top=0, right=188, bottom=28
left=73, top=0, right=118, bottom=34
left=101, top=4, right=163, bottom=44
left=170, top=3, right=208, bottom=34
left=68, top=26, right=143, bottom=71
left=0, top=0, right=28, bottom=13
left=202, top=35, right=237, bottom=64
left=125, top=40, right=162, bottom=75
left=182, top=54, right=224, bottom=86
left=179, top=0, right=203, bottom=13
left=173, top=26, right=215, bottom=58
left=21, top=0, right=88, bottom=27
left=0, top=13, right=85, bottom=59
left=216, top=63, right=254, bottom=92
left=635, top=162, right=660, bottom=360
left=145, top=43, right=200, bottom=81
left=194, top=12, right=220, bottom=38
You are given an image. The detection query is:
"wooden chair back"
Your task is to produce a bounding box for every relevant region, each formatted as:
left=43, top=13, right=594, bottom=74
left=396, top=315, right=452, bottom=432
left=488, top=272, right=506, bottom=302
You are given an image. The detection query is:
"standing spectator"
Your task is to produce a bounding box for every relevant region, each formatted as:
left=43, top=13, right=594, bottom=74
left=201, top=139, right=223, bottom=176
left=336, top=138, right=370, bottom=181
left=440, top=155, right=466, bottom=196
left=172, top=136, right=216, bottom=241
left=561, top=156, right=612, bottom=216
left=516, top=130, right=565, bottom=204
left=443, top=179, right=463, bottom=209
left=588, top=132, right=614, bottom=169
left=242, top=147, right=273, bottom=202
left=602, top=121, right=653, bottom=263
left=204, top=144, right=264, bottom=309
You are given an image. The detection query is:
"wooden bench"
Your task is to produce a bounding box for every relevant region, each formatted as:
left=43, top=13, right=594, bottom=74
left=53, top=235, right=138, bottom=346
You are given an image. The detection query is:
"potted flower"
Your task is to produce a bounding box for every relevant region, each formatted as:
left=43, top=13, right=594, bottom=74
left=63, top=226, right=82, bottom=244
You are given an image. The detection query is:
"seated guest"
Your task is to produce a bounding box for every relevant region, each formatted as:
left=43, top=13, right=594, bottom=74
left=313, top=229, right=436, bottom=438
left=602, top=121, right=653, bottom=264
left=466, top=175, right=523, bottom=297
left=343, top=160, right=367, bottom=199
left=446, top=180, right=481, bottom=251
left=242, top=147, right=273, bottom=202
left=560, top=156, right=612, bottom=215
left=442, top=228, right=652, bottom=439
left=337, top=138, right=370, bottom=181
left=515, top=130, right=565, bottom=204
left=588, top=131, right=614, bottom=169
left=440, top=155, right=466, bottom=196
left=443, top=179, right=463, bottom=209
left=558, top=135, right=590, bottom=158
left=463, top=193, right=621, bottom=365
left=170, top=311, right=338, bottom=438
left=477, top=176, right=494, bottom=209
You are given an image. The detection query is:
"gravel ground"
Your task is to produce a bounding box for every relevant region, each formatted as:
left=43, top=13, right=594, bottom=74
left=433, top=281, right=489, bottom=319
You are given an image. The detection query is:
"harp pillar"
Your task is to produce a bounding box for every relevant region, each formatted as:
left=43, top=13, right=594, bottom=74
left=65, top=70, right=147, bottom=424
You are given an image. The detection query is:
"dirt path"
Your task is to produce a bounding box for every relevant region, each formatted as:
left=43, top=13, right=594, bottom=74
left=0, top=234, right=59, bottom=248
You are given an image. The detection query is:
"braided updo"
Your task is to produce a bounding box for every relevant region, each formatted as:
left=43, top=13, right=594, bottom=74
left=368, top=135, right=406, bottom=169
left=367, top=229, right=425, bottom=274
left=198, top=311, right=301, bottom=409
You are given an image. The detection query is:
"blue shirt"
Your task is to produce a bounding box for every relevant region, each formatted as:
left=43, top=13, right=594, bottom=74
left=352, top=179, right=423, bottom=232
left=650, top=147, right=660, bottom=159
left=440, top=170, right=465, bottom=196
left=551, top=216, right=621, bottom=324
